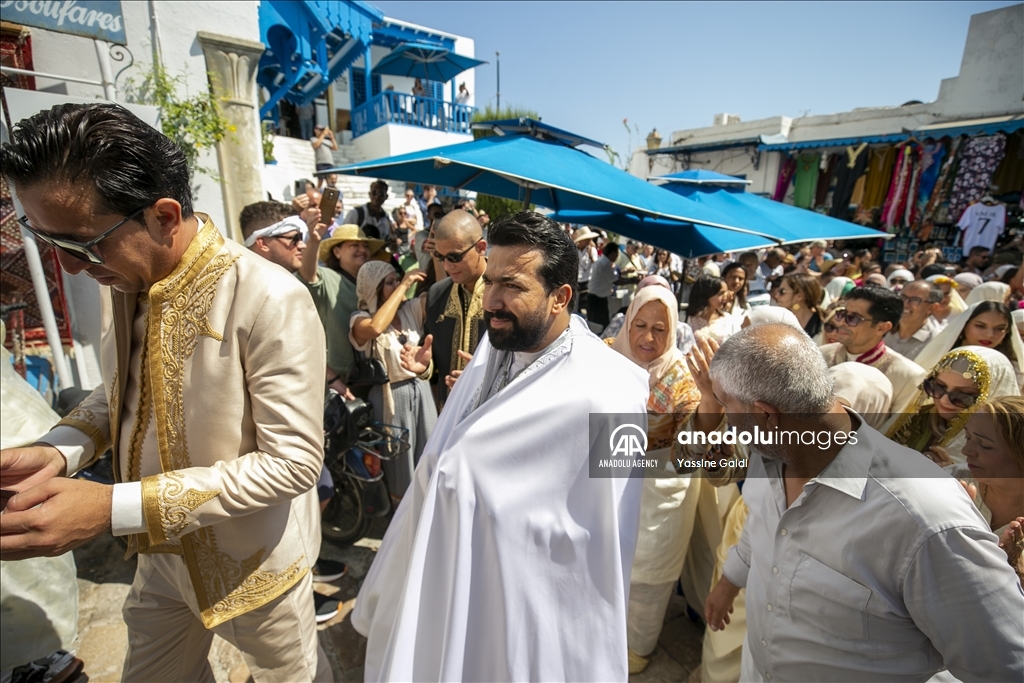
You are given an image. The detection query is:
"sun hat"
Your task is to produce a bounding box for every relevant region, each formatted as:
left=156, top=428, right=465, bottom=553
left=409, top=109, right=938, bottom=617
left=318, top=224, right=385, bottom=263
left=572, top=227, right=600, bottom=243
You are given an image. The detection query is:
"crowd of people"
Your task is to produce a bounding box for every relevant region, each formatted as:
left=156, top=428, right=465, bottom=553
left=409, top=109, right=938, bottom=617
left=1, top=103, right=1022, bottom=683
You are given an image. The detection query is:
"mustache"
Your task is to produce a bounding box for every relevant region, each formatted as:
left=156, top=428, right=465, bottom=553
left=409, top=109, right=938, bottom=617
left=485, top=310, right=516, bottom=323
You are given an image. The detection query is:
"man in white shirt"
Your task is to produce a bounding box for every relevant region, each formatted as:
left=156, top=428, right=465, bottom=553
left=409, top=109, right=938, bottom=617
left=401, top=187, right=423, bottom=230
left=588, top=242, right=622, bottom=329
left=885, top=280, right=943, bottom=361
left=701, top=323, right=1024, bottom=683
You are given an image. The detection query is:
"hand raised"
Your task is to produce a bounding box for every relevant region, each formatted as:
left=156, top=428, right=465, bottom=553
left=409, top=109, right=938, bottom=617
left=400, top=334, right=433, bottom=375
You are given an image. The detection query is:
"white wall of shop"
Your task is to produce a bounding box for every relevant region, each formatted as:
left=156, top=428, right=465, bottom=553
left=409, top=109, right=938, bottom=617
left=25, top=1, right=263, bottom=235
left=631, top=3, right=1024, bottom=191
left=352, top=122, right=471, bottom=162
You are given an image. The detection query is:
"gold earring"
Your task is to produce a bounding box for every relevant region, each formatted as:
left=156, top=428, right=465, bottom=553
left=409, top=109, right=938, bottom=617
left=792, top=303, right=801, bottom=311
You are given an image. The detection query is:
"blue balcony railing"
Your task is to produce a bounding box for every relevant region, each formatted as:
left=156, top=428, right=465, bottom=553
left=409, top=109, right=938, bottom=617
left=352, top=91, right=476, bottom=138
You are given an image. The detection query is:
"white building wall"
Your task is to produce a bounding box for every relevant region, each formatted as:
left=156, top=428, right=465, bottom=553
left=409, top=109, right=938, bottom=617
left=26, top=1, right=262, bottom=235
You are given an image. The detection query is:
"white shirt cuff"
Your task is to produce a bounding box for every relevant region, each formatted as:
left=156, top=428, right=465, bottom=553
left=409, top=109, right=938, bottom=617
left=36, top=425, right=95, bottom=475
left=110, top=482, right=146, bottom=536
left=723, top=546, right=750, bottom=588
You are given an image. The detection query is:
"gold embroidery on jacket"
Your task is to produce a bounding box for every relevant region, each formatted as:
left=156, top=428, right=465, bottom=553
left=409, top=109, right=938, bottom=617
left=441, top=277, right=485, bottom=374
left=182, top=527, right=308, bottom=628
left=57, top=404, right=110, bottom=455
left=145, top=471, right=221, bottom=540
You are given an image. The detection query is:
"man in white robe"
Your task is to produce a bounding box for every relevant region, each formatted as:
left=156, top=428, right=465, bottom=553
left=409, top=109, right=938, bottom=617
left=352, top=211, right=649, bottom=681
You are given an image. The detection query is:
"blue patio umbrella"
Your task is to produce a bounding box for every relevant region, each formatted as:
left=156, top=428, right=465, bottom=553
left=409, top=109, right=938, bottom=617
left=655, top=174, right=890, bottom=245
left=548, top=210, right=777, bottom=258
left=373, top=42, right=488, bottom=82
left=325, top=126, right=779, bottom=243
left=653, top=169, right=750, bottom=190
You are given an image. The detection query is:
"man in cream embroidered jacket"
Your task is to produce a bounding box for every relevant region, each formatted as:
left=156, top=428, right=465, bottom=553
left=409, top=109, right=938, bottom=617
left=50, top=219, right=326, bottom=626
left=0, top=103, right=327, bottom=667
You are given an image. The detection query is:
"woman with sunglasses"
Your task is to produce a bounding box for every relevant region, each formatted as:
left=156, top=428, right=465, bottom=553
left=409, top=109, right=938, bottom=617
left=686, top=275, right=742, bottom=345
left=772, top=272, right=824, bottom=337
left=914, top=301, right=1024, bottom=390
left=886, top=346, right=1020, bottom=466
left=946, top=396, right=1024, bottom=586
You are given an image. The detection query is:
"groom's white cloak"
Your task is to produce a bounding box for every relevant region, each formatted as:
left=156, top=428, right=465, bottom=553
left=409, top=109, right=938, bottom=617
left=352, top=316, right=649, bottom=681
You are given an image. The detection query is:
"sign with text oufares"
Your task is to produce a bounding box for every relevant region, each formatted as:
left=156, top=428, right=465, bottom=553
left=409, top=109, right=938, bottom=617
left=0, top=1, right=126, bottom=45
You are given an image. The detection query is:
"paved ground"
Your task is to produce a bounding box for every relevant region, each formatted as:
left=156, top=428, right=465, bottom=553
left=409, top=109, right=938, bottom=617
left=68, top=515, right=702, bottom=682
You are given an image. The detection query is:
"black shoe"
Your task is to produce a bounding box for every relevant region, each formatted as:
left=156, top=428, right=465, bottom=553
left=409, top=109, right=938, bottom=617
left=312, top=558, right=348, bottom=583
left=313, top=592, right=341, bottom=624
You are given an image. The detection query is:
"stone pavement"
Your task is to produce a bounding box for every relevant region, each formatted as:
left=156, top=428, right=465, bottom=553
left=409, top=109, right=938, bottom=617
left=69, top=515, right=702, bottom=682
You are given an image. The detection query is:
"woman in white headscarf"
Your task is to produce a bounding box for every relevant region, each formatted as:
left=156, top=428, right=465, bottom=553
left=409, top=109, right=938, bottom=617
left=607, top=286, right=707, bottom=674
left=350, top=261, right=437, bottom=497
left=829, top=362, right=893, bottom=430
left=914, top=301, right=1024, bottom=389
left=825, top=275, right=855, bottom=303
left=953, top=272, right=984, bottom=299
left=887, top=268, right=914, bottom=292
left=965, top=281, right=1011, bottom=306
left=886, top=346, right=1020, bottom=465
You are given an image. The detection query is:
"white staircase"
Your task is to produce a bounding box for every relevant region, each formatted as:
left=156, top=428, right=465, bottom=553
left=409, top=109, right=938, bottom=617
left=261, top=135, right=405, bottom=216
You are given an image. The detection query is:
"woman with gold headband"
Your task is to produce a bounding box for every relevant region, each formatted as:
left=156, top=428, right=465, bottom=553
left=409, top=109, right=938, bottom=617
left=886, top=346, right=1020, bottom=466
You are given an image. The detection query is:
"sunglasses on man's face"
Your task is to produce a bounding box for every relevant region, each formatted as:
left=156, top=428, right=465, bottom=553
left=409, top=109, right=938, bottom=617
left=832, top=309, right=875, bottom=327
left=18, top=206, right=148, bottom=265
left=824, top=323, right=839, bottom=334
left=272, top=232, right=304, bottom=249
left=921, top=377, right=978, bottom=410
left=433, top=243, right=477, bottom=264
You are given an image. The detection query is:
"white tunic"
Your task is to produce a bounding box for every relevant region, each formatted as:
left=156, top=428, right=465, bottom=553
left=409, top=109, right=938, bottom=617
left=352, top=316, right=649, bottom=681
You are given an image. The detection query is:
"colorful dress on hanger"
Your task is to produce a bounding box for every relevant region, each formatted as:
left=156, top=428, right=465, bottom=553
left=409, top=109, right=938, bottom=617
left=792, top=153, right=821, bottom=208
left=772, top=157, right=797, bottom=202
left=829, top=143, right=869, bottom=218
left=947, top=133, right=1007, bottom=222
left=881, top=145, right=921, bottom=232
left=917, top=137, right=964, bottom=238
left=855, top=146, right=898, bottom=224
left=916, top=141, right=948, bottom=211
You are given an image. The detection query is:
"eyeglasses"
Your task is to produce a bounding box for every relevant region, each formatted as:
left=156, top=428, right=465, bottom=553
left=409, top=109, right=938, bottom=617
left=832, top=309, right=876, bottom=327
left=433, top=242, right=477, bottom=263
left=18, top=206, right=148, bottom=265
left=900, top=294, right=927, bottom=306
left=921, top=377, right=978, bottom=410
left=824, top=323, right=839, bottom=334
left=272, top=233, right=304, bottom=249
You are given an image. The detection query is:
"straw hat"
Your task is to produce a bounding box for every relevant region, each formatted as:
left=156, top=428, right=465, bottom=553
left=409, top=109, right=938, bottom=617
left=572, top=227, right=600, bottom=243
left=318, top=224, right=385, bottom=262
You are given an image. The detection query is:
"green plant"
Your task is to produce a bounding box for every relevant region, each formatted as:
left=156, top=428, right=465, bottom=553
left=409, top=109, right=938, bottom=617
left=261, top=121, right=276, bottom=163
left=471, top=104, right=540, bottom=218
left=124, top=64, right=233, bottom=180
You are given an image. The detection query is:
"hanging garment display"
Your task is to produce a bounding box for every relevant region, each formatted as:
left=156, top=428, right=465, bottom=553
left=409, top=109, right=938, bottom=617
left=861, top=146, right=899, bottom=210
left=772, top=156, right=797, bottom=202
left=814, top=153, right=838, bottom=208
left=829, top=143, right=869, bottom=218
left=917, top=137, right=964, bottom=238
left=881, top=145, right=920, bottom=232
left=947, top=133, right=1007, bottom=222
left=915, top=141, right=948, bottom=210
left=990, top=130, right=1024, bottom=194
left=792, top=152, right=821, bottom=209
left=902, top=152, right=922, bottom=229
left=957, top=201, right=1007, bottom=252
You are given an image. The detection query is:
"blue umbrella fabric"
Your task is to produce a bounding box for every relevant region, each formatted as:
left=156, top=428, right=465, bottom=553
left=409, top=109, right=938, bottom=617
left=654, top=169, right=750, bottom=190
left=325, top=134, right=778, bottom=240
left=660, top=182, right=889, bottom=245
left=373, top=42, right=487, bottom=82
left=548, top=210, right=777, bottom=258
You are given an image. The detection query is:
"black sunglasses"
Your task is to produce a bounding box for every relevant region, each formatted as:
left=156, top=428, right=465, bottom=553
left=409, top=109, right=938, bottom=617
left=433, top=242, right=477, bottom=264
left=272, top=233, right=304, bottom=248
left=922, top=377, right=978, bottom=410
left=18, top=206, right=147, bottom=265
left=833, top=309, right=876, bottom=327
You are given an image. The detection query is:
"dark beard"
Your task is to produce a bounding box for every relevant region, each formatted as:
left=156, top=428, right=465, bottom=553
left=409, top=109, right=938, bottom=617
left=484, top=309, right=550, bottom=352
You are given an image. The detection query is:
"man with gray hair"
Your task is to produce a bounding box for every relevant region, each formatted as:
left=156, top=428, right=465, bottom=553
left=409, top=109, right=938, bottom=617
left=695, top=323, right=1023, bottom=682
left=885, top=280, right=943, bottom=360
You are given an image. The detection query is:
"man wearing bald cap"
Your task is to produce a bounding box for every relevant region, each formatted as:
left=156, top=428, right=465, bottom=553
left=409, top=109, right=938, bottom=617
left=424, top=210, right=488, bottom=407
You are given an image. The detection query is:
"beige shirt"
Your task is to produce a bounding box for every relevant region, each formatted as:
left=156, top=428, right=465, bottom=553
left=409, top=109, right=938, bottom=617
left=41, top=218, right=325, bottom=628
left=819, top=342, right=926, bottom=416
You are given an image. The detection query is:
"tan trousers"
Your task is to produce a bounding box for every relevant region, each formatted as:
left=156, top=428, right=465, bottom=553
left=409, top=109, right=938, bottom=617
left=122, top=553, right=332, bottom=683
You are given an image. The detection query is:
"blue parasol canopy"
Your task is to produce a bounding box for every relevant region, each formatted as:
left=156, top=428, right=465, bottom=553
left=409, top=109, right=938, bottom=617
left=373, top=42, right=487, bottom=82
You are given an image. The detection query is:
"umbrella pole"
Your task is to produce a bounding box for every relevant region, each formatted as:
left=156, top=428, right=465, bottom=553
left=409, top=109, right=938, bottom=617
left=522, top=187, right=532, bottom=210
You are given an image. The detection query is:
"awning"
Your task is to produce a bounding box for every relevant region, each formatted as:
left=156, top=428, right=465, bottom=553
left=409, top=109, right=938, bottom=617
left=758, top=132, right=909, bottom=152
left=471, top=118, right=606, bottom=149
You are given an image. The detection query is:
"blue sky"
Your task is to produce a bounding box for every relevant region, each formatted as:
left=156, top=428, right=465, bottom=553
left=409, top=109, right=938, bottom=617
left=374, top=1, right=1020, bottom=159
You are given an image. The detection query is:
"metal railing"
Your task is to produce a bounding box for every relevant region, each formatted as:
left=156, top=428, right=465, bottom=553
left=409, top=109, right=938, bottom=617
left=352, top=91, right=475, bottom=137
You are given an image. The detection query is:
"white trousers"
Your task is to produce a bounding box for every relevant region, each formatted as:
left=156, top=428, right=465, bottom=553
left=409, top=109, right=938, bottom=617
left=121, top=553, right=332, bottom=683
